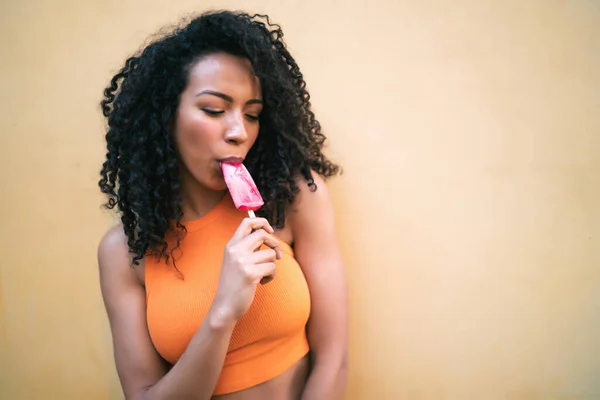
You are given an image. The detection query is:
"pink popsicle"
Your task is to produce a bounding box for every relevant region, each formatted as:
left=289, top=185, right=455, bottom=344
left=221, top=162, right=273, bottom=285
left=220, top=162, right=264, bottom=217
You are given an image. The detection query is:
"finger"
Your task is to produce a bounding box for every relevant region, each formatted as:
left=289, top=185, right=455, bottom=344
left=255, top=242, right=283, bottom=260
left=251, top=262, right=276, bottom=285
left=241, top=229, right=282, bottom=257
left=247, top=249, right=277, bottom=264
left=265, top=241, right=283, bottom=260
left=231, top=217, right=275, bottom=241
left=274, top=245, right=282, bottom=260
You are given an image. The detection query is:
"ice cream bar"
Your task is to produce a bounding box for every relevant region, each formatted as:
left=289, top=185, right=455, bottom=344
left=220, top=162, right=264, bottom=217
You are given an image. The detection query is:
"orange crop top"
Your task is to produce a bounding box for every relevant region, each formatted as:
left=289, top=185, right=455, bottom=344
left=145, top=193, right=311, bottom=395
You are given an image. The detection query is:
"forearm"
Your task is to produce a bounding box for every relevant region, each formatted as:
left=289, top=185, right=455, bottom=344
left=141, top=308, right=236, bottom=400
left=301, top=352, right=348, bottom=400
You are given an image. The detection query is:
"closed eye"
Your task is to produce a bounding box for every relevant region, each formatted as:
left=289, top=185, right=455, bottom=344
left=202, top=108, right=224, bottom=116
left=245, top=114, right=260, bottom=121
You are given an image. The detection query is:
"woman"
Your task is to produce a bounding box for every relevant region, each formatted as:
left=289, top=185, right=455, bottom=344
left=97, top=10, right=348, bottom=400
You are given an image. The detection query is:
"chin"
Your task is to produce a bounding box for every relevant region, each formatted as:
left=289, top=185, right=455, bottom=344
left=200, top=174, right=228, bottom=192
left=212, top=180, right=228, bottom=191
left=183, top=164, right=227, bottom=192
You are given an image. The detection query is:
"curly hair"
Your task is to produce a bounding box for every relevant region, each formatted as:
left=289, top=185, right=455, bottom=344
left=99, top=10, right=340, bottom=266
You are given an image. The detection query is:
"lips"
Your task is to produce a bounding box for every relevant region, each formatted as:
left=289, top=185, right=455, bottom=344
left=218, top=156, right=244, bottom=165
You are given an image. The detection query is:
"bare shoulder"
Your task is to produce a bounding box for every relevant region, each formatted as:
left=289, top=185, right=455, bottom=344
left=98, top=224, right=129, bottom=260
left=98, top=224, right=144, bottom=289
left=289, top=171, right=335, bottom=228
left=286, top=171, right=339, bottom=257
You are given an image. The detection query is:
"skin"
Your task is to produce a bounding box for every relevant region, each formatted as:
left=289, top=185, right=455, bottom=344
left=98, top=53, right=348, bottom=400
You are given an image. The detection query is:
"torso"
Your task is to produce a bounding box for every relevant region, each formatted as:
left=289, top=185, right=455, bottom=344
left=131, top=199, right=309, bottom=399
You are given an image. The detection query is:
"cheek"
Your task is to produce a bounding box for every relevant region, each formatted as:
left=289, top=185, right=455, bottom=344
left=175, top=112, right=222, bottom=160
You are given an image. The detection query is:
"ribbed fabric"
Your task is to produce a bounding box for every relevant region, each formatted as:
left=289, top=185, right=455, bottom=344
left=145, top=193, right=311, bottom=395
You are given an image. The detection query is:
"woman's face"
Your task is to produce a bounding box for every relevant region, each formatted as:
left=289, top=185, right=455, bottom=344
left=174, top=53, right=262, bottom=192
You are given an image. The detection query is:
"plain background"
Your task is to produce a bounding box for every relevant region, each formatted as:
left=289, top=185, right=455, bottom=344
left=1, top=0, right=599, bottom=398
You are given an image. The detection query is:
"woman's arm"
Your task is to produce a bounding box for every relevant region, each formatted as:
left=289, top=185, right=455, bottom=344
left=290, top=173, right=349, bottom=400
left=98, top=226, right=235, bottom=400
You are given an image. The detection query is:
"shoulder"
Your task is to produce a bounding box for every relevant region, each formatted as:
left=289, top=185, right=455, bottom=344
left=98, top=224, right=128, bottom=254
left=290, top=171, right=335, bottom=224
left=288, top=171, right=336, bottom=243
left=98, top=224, right=131, bottom=267
left=98, top=224, right=144, bottom=288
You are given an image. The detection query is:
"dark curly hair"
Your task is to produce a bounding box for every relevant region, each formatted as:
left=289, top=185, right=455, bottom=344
left=99, top=10, right=340, bottom=265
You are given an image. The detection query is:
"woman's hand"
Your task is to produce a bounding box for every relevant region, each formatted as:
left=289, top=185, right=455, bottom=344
left=210, top=217, right=282, bottom=325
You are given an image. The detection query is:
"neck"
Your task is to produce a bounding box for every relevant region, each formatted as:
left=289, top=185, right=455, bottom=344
left=179, top=170, right=227, bottom=222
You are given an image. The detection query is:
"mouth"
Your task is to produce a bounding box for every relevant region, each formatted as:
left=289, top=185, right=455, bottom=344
left=218, top=156, right=244, bottom=165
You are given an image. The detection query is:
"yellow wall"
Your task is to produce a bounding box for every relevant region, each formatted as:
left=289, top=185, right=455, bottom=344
left=1, top=0, right=599, bottom=398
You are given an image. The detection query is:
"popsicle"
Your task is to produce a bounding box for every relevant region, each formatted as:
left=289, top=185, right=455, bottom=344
left=220, top=162, right=264, bottom=218
left=221, top=161, right=273, bottom=285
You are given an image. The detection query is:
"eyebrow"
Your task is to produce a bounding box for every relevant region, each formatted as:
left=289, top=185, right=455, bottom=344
left=196, top=89, right=263, bottom=105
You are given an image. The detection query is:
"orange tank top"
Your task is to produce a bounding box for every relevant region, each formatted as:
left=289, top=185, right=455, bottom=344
left=145, top=193, right=311, bottom=395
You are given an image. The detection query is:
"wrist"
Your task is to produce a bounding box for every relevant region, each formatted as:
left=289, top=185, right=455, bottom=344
left=207, top=305, right=238, bottom=332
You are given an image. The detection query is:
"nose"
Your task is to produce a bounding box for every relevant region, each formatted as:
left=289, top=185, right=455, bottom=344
left=224, top=114, right=248, bottom=145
